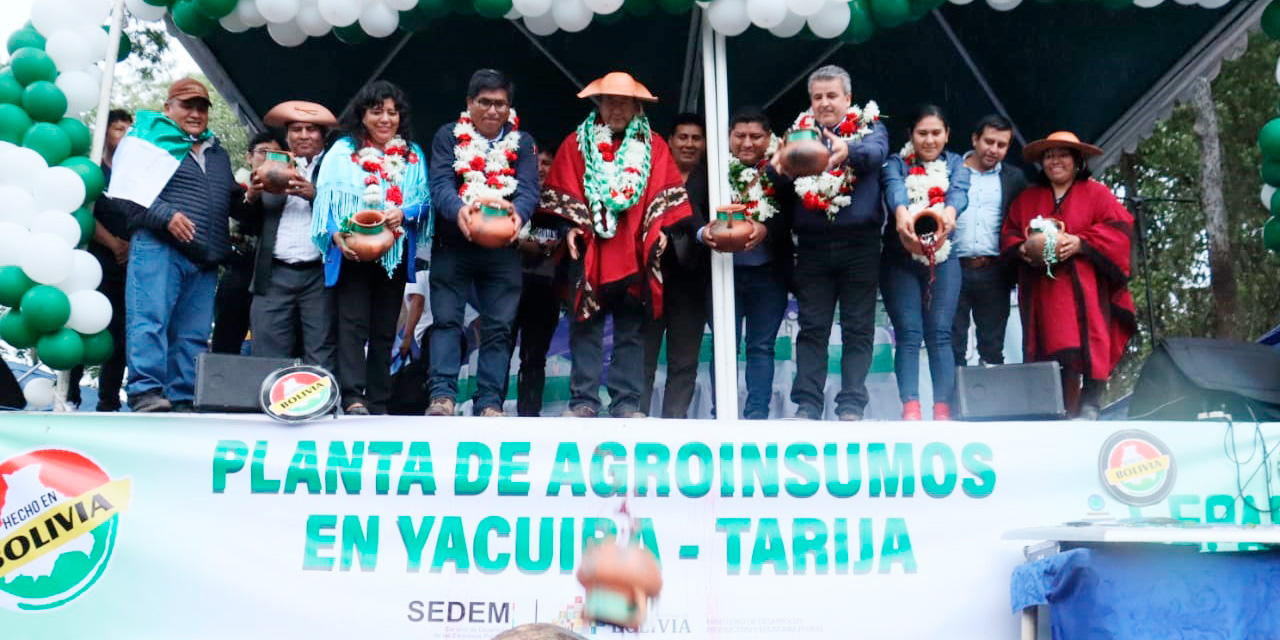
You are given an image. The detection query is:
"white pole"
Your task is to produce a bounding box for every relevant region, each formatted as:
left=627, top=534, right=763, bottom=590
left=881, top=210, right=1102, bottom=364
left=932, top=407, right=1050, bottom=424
left=700, top=14, right=736, bottom=421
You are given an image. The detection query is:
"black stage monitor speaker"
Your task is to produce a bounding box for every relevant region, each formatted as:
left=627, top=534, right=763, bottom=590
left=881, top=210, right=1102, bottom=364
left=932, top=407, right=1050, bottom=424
left=1128, top=338, right=1280, bottom=422
left=956, top=361, right=1065, bottom=421
left=194, top=353, right=299, bottom=413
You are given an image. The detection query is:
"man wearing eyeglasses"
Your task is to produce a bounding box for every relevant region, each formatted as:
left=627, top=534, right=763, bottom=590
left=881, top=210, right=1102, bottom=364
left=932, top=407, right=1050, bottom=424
left=425, top=69, right=538, bottom=417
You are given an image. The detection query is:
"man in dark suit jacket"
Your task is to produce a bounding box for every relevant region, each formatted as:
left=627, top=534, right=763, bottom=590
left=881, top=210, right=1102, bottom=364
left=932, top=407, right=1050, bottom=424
left=243, top=100, right=339, bottom=371
left=951, top=114, right=1028, bottom=367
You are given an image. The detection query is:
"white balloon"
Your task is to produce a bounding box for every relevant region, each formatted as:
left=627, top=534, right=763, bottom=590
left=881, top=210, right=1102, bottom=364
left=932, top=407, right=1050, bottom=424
left=32, top=168, right=87, bottom=214
left=1132, top=0, right=1162, bottom=5
left=807, top=0, right=848, bottom=38
left=359, top=1, right=400, bottom=37
left=77, top=24, right=111, bottom=62
left=56, top=250, right=102, bottom=294
left=523, top=10, right=559, bottom=34
left=1198, top=0, right=1229, bottom=6
left=296, top=4, right=334, bottom=36
left=1263, top=185, right=1276, bottom=212
left=986, top=0, right=1021, bottom=10
left=746, top=0, right=787, bottom=29
left=0, top=222, right=32, bottom=266
left=56, top=70, right=100, bottom=116
left=386, top=0, right=419, bottom=9
left=1172, top=0, right=1195, bottom=4
left=220, top=12, right=252, bottom=33
left=66, top=290, right=111, bottom=334
left=20, top=233, right=74, bottom=285
left=125, top=0, right=168, bottom=21
left=237, top=0, right=271, bottom=27
left=70, top=0, right=112, bottom=26
left=551, top=0, right=592, bottom=32
left=31, top=0, right=83, bottom=37
left=23, top=377, right=55, bottom=410
left=0, top=186, right=39, bottom=227
left=707, top=0, right=751, bottom=36
left=768, top=9, right=805, bottom=37
left=82, top=63, right=103, bottom=85
left=948, top=0, right=975, bottom=4
left=259, top=0, right=302, bottom=23
left=318, top=0, right=361, bottom=26
left=583, top=0, right=624, bottom=14
left=514, top=0, right=553, bottom=16
left=0, top=148, right=49, bottom=192
left=505, top=7, right=523, bottom=19
left=45, top=30, right=95, bottom=72
left=267, top=20, right=309, bottom=46
left=29, top=211, right=82, bottom=248
left=785, top=0, right=823, bottom=18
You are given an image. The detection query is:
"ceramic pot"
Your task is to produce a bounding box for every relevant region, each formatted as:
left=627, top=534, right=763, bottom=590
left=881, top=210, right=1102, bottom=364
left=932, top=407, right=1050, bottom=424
left=467, top=198, right=521, bottom=249
left=258, top=149, right=300, bottom=194
left=707, top=204, right=764, bottom=252
left=577, top=540, right=663, bottom=630
left=778, top=128, right=830, bottom=178
left=1024, top=218, right=1066, bottom=266
left=341, top=210, right=396, bottom=262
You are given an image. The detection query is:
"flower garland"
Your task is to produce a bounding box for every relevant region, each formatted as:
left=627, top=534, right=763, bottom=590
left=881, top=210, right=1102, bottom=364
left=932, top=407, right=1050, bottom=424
left=900, top=141, right=952, bottom=265
left=350, top=136, right=419, bottom=213
left=576, top=111, right=653, bottom=239
left=452, top=109, right=521, bottom=205
left=727, top=134, right=781, bottom=222
left=790, top=101, right=880, bottom=220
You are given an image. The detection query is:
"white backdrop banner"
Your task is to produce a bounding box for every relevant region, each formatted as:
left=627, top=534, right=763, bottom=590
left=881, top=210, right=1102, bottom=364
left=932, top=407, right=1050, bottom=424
left=0, top=414, right=1276, bottom=640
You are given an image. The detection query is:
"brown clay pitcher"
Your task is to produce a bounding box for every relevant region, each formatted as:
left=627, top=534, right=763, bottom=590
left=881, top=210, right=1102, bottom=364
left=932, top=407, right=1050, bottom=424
left=340, top=210, right=397, bottom=261
left=778, top=127, right=830, bottom=178
left=467, top=197, right=521, bottom=249
left=577, top=539, right=663, bottom=631
left=257, top=149, right=301, bottom=194
left=1024, top=217, right=1067, bottom=266
left=708, top=204, right=764, bottom=252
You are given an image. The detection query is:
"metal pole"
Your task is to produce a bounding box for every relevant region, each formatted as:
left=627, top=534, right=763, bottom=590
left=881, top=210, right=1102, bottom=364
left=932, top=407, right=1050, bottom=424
left=701, top=15, right=736, bottom=421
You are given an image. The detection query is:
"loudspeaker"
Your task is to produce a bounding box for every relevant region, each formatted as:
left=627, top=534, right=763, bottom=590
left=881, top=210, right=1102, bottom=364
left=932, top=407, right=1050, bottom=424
left=956, top=361, right=1065, bottom=421
left=1128, top=338, right=1280, bottom=421
left=194, top=353, right=299, bottom=413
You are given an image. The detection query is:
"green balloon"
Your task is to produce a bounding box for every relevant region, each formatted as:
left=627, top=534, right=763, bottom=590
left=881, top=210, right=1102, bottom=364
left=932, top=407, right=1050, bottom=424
left=596, top=8, right=625, bottom=24
left=908, top=0, right=944, bottom=20
left=623, top=0, right=655, bottom=16
left=333, top=24, right=369, bottom=44
left=447, top=0, right=476, bottom=15
left=0, top=103, right=34, bottom=144
left=23, top=122, right=71, bottom=165
left=102, top=25, right=133, bottom=62
left=0, top=71, right=22, bottom=106
left=868, top=0, right=910, bottom=28
left=656, top=0, right=694, bottom=14
left=172, top=0, right=217, bottom=37
left=10, top=48, right=57, bottom=86
left=57, top=118, right=93, bottom=157
left=143, top=0, right=176, bottom=6
left=399, top=8, right=432, bottom=31
left=0, top=311, right=39, bottom=349
left=7, top=28, right=45, bottom=55
left=1260, top=118, right=1280, bottom=160
left=37, top=328, right=84, bottom=370
left=0, top=266, right=36, bottom=308
left=1264, top=1, right=1280, bottom=41
left=20, top=285, right=71, bottom=334
left=1262, top=159, right=1280, bottom=188
left=22, top=81, right=67, bottom=123
left=1098, top=0, right=1130, bottom=9
left=1269, top=188, right=1280, bottom=217
left=1265, top=217, right=1280, bottom=253
left=72, top=206, right=95, bottom=246
left=474, top=0, right=513, bottom=18
left=195, top=0, right=238, bottom=19
left=79, top=329, right=114, bottom=365
left=843, top=0, right=876, bottom=44
left=417, top=0, right=449, bottom=18
left=61, top=158, right=106, bottom=204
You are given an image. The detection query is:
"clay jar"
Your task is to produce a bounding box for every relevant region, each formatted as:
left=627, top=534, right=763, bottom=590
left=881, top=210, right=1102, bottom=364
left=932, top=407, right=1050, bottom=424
left=1024, top=218, right=1067, bottom=266
left=576, top=540, right=663, bottom=630
left=707, top=204, right=765, bottom=253
left=467, top=198, right=521, bottom=249
left=257, top=149, right=300, bottom=194
left=778, top=128, right=830, bottom=178
left=903, top=208, right=945, bottom=256
left=340, top=210, right=397, bottom=262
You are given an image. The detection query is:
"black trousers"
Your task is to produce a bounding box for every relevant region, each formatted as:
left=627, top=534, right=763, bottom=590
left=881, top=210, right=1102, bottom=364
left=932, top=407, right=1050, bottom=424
left=569, top=286, right=647, bottom=416
left=334, top=258, right=407, bottom=413
left=642, top=265, right=707, bottom=418
left=951, top=261, right=1012, bottom=366
left=510, top=273, right=562, bottom=416
left=68, top=250, right=128, bottom=410
left=210, top=254, right=254, bottom=355
left=790, top=231, right=881, bottom=415
left=250, top=261, right=336, bottom=371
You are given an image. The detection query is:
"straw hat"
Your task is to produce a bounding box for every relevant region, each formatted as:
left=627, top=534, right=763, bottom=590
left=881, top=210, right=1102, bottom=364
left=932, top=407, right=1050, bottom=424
left=264, top=100, right=338, bottom=128
left=577, top=72, right=659, bottom=102
left=1022, top=131, right=1103, bottom=164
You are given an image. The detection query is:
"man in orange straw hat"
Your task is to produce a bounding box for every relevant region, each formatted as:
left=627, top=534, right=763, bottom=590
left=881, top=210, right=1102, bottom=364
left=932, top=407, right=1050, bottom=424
left=241, top=99, right=339, bottom=369
left=540, top=71, right=692, bottom=418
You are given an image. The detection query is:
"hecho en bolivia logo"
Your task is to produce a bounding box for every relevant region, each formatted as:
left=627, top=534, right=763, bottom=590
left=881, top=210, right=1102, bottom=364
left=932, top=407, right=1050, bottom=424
left=1098, top=430, right=1176, bottom=506
left=0, top=448, right=131, bottom=611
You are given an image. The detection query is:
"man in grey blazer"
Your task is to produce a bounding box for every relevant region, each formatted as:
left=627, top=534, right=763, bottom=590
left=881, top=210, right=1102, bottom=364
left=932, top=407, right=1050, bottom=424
left=951, top=114, right=1027, bottom=367
left=243, top=100, right=338, bottom=370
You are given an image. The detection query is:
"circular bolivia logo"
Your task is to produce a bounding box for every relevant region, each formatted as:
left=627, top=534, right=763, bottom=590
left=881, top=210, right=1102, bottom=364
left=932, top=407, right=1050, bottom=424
left=0, top=449, right=131, bottom=611
left=1098, top=430, right=1176, bottom=506
left=260, top=365, right=339, bottom=422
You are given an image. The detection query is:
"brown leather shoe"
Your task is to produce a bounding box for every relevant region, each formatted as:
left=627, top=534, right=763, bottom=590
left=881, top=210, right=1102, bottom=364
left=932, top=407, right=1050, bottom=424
left=477, top=406, right=505, bottom=417
left=562, top=405, right=598, bottom=418
left=425, top=397, right=456, bottom=416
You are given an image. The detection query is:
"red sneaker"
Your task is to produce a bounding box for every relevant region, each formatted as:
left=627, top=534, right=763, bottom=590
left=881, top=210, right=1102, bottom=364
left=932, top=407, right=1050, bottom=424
left=902, top=400, right=922, bottom=421
left=933, top=402, right=952, bottom=421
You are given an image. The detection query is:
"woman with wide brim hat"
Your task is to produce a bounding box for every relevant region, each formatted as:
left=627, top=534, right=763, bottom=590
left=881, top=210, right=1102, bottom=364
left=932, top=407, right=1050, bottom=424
left=999, top=131, right=1137, bottom=419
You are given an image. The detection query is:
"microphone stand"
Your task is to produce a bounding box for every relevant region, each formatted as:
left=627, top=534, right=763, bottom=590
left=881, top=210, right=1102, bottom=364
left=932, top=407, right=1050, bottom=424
left=1124, top=195, right=1196, bottom=349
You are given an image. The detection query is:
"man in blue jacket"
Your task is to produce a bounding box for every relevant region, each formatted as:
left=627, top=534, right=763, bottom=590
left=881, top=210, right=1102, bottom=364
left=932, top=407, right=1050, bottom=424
left=107, top=78, right=240, bottom=412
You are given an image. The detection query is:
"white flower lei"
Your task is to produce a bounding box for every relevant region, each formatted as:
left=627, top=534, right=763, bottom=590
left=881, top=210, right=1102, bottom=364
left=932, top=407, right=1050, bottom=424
left=791, top=101, right=880, bottom=220
left=577, top=112, right=653, bottom=239
left=354, top=136, right=413, bottom=208
left=728, top=134, right=781, bottom=222
left=899, top=141, right=952, bottom=265
left=452, top=109, right=521, bottom=205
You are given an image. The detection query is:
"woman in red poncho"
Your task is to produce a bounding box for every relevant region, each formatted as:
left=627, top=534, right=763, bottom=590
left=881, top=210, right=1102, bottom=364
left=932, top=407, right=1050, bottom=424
left=1000, top=132, right=1136, bottom=419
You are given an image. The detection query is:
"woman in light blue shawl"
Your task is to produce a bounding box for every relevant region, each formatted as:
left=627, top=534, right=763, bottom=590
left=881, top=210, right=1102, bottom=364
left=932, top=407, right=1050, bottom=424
left=312, top=81, right=431, bottom=415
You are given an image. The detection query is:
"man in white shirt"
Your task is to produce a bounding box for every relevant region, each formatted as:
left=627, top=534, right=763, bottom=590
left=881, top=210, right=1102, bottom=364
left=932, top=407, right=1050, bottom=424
left=243, top=100, right=338, bottom=370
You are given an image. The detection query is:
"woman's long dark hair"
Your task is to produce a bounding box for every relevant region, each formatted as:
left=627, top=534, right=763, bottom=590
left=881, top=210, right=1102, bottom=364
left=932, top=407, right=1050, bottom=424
left=339, top=80, right=415, bottom=148
left=1031, top=148, right=1093, bottom=186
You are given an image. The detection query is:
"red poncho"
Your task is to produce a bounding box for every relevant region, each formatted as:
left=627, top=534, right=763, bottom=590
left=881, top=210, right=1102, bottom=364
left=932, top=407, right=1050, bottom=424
left=1000, top=179, right=1137, bottom=380
left=539, top=126, right=691, bottom=320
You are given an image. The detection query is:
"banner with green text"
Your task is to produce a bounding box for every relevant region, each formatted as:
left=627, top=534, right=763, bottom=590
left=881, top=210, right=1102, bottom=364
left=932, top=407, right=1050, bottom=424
left=0, top=414, right=1277, bottom=639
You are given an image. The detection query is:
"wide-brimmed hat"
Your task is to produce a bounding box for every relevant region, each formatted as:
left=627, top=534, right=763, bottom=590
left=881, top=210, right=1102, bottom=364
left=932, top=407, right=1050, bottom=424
left=577, top=72, right=658, bottom=102
left=1023, top=131, right=1103, bottom=164
left=264, top=100, right=338, bottom=128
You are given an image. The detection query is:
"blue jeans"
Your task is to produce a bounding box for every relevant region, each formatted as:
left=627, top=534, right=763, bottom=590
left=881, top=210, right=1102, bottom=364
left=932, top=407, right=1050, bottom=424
left=735, top=264, right=788, bottom=419
left=880, top=251, right=961, bottom=404
left=125, top=228, right=217, bottom=402
left=428, top=242, right=522, bottom=410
